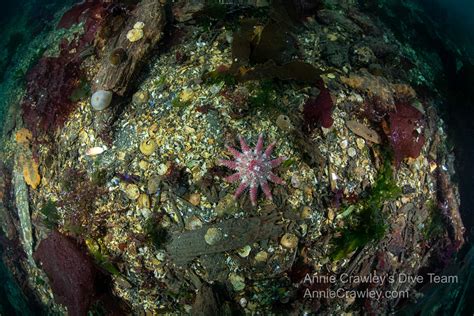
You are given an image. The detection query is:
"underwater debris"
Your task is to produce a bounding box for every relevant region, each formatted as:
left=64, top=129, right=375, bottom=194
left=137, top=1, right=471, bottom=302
left=219, top=134, right=286, bottom=206
left=166, top=213, right=284, bottom=265
left=109, top=47, right=128, bottom=66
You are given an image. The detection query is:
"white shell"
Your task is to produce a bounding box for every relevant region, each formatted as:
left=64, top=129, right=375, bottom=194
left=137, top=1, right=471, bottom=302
left=85, top=147, right=105, bottom=156
left=91, top=90, right=112, bottom=111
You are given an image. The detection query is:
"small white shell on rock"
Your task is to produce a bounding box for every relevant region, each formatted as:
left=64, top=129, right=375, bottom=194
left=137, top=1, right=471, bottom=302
left=85, top=146, right=105, bottom=156
left=204, top=227, right=223, bottom=245
left=134, top=21, right=145, bottom=29
left=237, top=245, right=251, bottom=258
left=91, top=90, right=112, bottom=111
left=280, top=233, right=299, bottom=249
left=127, top=28, right=143, bottom=42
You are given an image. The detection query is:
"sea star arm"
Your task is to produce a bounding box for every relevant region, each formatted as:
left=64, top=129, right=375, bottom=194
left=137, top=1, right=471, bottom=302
left=225, top=145, right=241, bottom=158
left=249, top=183, right=258, bottom=206
left=260, top=179, right=273, bottom=201
left=234, top=182, right=248, bottom=199
left=218, top=159, right=238, bottom=169
left=270, top=156, right=285, bottom=167
left=225, top=173, right=241, bottom=183
left=268, top=172, right=285, bottom=185
left=239, top=136, right=251, bottom=153
left=264, top=142, right=276, bottom=157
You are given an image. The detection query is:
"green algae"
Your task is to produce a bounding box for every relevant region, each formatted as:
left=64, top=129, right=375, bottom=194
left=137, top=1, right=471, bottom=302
left=85, top=238, right=121, bottom=277
left=331, top=154, right=401, bottom=260
left=423, top=200, right=445, bottom=240
left=39, top=200, right=60, bottom=229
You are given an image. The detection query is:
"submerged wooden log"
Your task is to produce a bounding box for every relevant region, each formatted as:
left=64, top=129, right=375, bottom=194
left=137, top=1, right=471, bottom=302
left=437, top=169, right=465, bottom=248
left=166, top=213, right=284, bottom=265
left=92, top=0, right=165, bottom=95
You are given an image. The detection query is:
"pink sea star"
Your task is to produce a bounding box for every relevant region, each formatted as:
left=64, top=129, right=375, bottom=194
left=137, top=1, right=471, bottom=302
left=219, top=134, right=286, bottom=206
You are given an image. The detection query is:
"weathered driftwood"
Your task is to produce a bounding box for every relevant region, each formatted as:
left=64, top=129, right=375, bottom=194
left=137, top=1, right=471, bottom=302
left=92, top=0, right=165, bottom=95
left=437, top=169, right=465, bottom=248
left=166, top=213, right=283, bottom=265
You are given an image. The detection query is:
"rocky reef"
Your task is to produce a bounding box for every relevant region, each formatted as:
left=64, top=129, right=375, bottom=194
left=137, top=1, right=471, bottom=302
left=0, top=0, right=470, bottom=315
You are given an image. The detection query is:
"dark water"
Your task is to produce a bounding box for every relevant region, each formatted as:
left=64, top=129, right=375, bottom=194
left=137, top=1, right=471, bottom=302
left=1, top=0, right=473, bottom=313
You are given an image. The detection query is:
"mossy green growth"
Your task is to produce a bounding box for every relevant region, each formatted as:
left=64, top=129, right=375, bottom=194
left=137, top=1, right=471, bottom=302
left=249, top=80, right=275, bottom=108
left=91, top=169, right=107, bottom=187
left=85, top=238, right=121, bottom=277
left=69, top=78, right=91, bottom=102
left=171, top=97, right=191, bottom=109
left=202, top=69, right=237, bottom=86
left=39, top=200, right=60, bottom=229
left=423, top=200, right=445, bottom=240
left=331, top=156, right=401, bottom=260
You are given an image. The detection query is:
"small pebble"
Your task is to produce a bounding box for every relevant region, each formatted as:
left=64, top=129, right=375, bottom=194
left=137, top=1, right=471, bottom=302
left=188, top=193, right=201, bottom=206
left=185, top=216, right=203, bottom=230
left=157, top=163, right=168, bottom=176
left=137, top=193, right=150, bottom=209
left=356, top=138, right=365, bottom=150
left=133, top=90, right=149, bottom=105
left=147, top=176, right=161, bottom=194
left=347, top=147, right=357, bottom=157
left=340, top=140, right=348, bottom=149
left=125, top=184, right=140, bottom=200
left=255, top=251, right=268, bottom=262
left=301, top=206, right=312, bottom=219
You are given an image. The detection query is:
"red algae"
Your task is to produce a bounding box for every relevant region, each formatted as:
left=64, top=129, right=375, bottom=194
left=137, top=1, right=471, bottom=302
left=303, top=81, right=334, bottom=132
left=387, top=102, right=426, bottom=166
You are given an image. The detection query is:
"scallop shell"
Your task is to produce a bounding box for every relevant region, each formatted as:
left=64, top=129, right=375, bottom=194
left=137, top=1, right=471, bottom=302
left=85, top=147, right=105, bottom=156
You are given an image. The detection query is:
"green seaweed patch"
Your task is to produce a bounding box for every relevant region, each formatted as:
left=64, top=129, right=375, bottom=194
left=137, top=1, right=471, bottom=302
left=248, top=80, right=281, bottom=111
left=171, top=97, right=191, bottom=109
left=85, top=238, right=121, bottom=277
left=91, top=169, right=108, bottom=187
left=331, top=157, right=401, bottom=260
left=281, top=158, right=297, bottom=169
left=202, top=67, right=237, bottom=86
left=40, top=200, right=60, bottom=229
left=69, top=78, right=91, bottom=102
left=422, top=200, right=445, bottom=240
